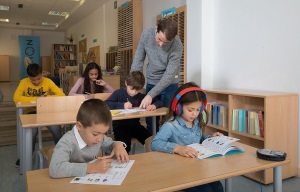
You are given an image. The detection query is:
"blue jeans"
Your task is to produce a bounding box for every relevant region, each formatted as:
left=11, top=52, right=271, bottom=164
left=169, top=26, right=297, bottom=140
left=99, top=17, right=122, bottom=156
left=185, top=181, right=224, bottom=192
left=146, top=83, right=178, bottom=134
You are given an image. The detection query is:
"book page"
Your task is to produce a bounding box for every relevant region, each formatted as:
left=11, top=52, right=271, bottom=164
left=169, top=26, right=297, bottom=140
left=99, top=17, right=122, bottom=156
left=202, top=136, right=239, bottom=153
left=188, top=143, right=219, bottom=159
left=70, top=160, right=134, bottom=185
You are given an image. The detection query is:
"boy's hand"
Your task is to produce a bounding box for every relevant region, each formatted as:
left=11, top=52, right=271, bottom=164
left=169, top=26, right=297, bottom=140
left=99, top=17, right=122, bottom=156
left=87, top=156, right=113, bottom=174
left=174, top=145, right=199, bottom=158
left=110, top=142, right=129, bottom=163
left=146, top=104, right=156, bottom=111
left=124, top=101, right=132, bottom=109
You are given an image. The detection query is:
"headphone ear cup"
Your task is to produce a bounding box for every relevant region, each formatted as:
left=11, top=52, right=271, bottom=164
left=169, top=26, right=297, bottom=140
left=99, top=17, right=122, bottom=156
left=200, top=104, right=204, bottom=112
left=175, top=103, right=183, bottom=115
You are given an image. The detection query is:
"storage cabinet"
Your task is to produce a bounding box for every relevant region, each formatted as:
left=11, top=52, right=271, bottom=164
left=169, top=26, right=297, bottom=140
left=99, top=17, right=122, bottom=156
left=106, top=51, right=118, bottom=71
left=115, top=0, right=142, bottom=88
left=156, top=6, right=186, bottom=85
left=51, top=44, right=77, bottom=77
left=205, top=89, right=298, bottom=184
left=0, top=55, right=10, bottom=81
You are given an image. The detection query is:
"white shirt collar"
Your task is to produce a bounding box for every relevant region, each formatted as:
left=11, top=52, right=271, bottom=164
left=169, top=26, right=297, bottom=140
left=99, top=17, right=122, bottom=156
left=73, top=125, right=87, bottom=149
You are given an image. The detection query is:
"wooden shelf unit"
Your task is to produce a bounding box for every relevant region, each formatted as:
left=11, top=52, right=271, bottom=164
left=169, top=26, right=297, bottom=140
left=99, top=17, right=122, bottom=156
left=51, top=44, right=77, bottom=77
left=204, top=88, right=298, bottom=184
left=106, top=51, right=118, bottom=71
left=115, top=0, right=142, bottom=88
left=156, top=6, right=186, bottom=85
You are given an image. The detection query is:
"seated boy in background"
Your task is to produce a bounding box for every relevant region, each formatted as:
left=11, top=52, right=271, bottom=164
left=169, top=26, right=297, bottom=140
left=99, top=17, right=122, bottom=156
left=49, top=99, right=129, bottom=178
left=13, top=63, right=65, bottom=167
left=105, top=71, right=163, bottom=153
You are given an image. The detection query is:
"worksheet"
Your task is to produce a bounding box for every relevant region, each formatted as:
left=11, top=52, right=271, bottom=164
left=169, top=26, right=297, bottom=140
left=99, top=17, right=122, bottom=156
left=70, top=160, right=135, bottom=185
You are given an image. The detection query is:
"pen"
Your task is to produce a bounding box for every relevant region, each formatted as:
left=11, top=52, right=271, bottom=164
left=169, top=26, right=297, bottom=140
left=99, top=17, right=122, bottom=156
left=85, top=92, right=90, bottom=95
left=127, top=98, right=131, bottom=103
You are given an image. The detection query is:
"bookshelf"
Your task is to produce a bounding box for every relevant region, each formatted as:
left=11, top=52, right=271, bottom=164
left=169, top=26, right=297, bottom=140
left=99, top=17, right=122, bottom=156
left=204, top=88, right=298, bottom=184
left=51, top=44, right=77, bottom=77
left=156, top=6, right=186, bottom=85
left=116, top=0, right=143, bottom=88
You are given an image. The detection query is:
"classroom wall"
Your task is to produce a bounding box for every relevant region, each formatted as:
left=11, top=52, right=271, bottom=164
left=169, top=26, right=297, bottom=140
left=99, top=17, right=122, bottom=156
left=187, top=0, right=300, bottom=169
left=0, top=28, right=64, bottom=81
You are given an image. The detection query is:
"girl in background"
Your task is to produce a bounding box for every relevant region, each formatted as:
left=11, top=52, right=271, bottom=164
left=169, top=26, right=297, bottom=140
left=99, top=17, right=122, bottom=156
left=151, top=82, right=224, bottom=192
left=68, top=62, right=114, bottom=99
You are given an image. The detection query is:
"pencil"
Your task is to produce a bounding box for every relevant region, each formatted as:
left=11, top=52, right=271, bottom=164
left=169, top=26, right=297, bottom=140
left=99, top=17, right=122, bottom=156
left=127, top=98, right=131, bottom=103
left=93, top=155, right=105, bottom=160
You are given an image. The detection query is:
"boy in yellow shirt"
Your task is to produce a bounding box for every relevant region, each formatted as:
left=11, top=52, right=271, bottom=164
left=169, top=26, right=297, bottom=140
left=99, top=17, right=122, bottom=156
left=14, top=63, right=65, bottom=167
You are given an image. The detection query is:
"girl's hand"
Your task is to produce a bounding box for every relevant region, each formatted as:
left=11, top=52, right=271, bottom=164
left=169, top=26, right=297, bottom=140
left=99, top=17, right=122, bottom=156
left=146, top=104, right=156, bottom=111
left=212, top=132, right=223, bottom=137
left=174, top=145, right=199, bottom=158
left=87, top=156, right=113, bottom=174
left=95, top=79, right=106, bottom=86
left=87, top=94, right=95, bottom=100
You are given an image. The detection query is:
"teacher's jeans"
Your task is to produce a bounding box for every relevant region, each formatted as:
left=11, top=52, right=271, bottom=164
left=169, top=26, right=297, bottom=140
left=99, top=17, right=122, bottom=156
left=146, top=83, right=178, bottom=134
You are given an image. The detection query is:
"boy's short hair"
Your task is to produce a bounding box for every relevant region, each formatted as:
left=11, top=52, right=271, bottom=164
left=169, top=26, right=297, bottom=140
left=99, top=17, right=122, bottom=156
left=77, top=99, right=112, bottom=128
left=157, top=17, right=178, bottom=41
left=126, top=71, right=145, bottom=90
left=27, top=63, right=42, bottom=77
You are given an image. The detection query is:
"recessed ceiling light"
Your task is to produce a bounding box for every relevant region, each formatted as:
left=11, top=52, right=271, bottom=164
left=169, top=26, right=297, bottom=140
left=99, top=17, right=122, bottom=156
left=0, top=18, right=9, bottom=22
left=48, top=11, right=68, bottom=16
left=42, top=22, right=58, bottom=26
left=0, top=5, right=9, bottom=11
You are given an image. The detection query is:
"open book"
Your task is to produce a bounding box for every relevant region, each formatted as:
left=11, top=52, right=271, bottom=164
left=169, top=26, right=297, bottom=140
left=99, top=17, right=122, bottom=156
left=110, top=108, right=146, bottom=116
left=188, top=136, right=244, bottom=159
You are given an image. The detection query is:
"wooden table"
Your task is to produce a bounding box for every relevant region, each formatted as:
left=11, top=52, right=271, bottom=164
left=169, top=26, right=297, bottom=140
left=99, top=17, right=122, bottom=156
left=15, top=101, right=36, bottom=175
left=26, top=143, right=290, bottom=192
left=19, top=107, right=168, bottom=174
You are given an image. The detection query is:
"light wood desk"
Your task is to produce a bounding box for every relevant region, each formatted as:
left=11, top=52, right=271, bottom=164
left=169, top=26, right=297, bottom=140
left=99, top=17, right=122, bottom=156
left=20, top=107, right=168, bottom=174
left=26, top=143, right=290, bottom=192
left=15, top=101, right=36, bottom=175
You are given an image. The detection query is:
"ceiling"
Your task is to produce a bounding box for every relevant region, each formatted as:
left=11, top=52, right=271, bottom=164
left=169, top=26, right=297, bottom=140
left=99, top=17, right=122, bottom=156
left=0, top=0, right=109, bottom=31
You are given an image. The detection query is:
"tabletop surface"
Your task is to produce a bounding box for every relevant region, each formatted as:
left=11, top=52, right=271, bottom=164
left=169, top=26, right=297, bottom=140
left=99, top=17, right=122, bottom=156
left=26, top=143, right=290, bottom=192
left=20, top=107, right=168, bottom=128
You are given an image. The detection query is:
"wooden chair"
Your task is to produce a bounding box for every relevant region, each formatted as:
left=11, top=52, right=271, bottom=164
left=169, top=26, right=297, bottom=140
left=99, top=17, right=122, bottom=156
left=93, top=93, right=112, bottom=100
left=35, top=95, right=85, bottom=169
left=94, top=93, right=139, bottom=155
left=144, top=135, right=154, bottom=152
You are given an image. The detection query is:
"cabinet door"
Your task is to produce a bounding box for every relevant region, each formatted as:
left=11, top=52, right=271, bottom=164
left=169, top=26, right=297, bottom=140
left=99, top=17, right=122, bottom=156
left=0, top=56, right=10, bottom=81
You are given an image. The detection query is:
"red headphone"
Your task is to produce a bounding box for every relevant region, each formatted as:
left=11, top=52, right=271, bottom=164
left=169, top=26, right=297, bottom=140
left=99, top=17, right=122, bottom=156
left=171, top=87, right=208, bottom=115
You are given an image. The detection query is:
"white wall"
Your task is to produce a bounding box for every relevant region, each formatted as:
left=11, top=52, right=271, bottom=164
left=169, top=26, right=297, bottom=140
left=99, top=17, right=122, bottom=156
left=0, top=28, right=64, bottom=81
left=188, top=0, right=300, bottom=168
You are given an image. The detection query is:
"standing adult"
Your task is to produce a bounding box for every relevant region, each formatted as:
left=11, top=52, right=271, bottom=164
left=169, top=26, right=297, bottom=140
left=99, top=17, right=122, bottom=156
left=130, top=17, right=183, bottom=134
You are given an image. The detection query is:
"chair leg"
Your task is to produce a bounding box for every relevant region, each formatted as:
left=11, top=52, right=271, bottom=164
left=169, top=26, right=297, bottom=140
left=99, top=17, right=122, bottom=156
left=38, top=127, right=43, bottom=151
left=131, top=144, right=136, bottom=155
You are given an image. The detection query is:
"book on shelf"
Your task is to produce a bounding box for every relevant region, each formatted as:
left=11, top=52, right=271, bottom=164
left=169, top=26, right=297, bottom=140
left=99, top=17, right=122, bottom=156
left=188, top=136, right=244, bottom=159
left=232, top=109, right=264, bottom=137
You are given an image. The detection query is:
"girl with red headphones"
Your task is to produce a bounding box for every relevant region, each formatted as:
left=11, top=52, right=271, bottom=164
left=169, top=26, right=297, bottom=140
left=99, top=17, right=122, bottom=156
left=151, top=82, right=224, bottom=192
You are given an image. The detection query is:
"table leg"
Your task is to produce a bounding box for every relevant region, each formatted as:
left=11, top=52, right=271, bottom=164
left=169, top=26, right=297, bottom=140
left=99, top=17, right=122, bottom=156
left=23, top=128, right=33, bottom=173
left=225, top=178, right=232, bottom=192
left=273, top=166, right=282, bottom=192
left=152, top=116, right=156, bottom=135
left=17, top=108, right=23, bottom=174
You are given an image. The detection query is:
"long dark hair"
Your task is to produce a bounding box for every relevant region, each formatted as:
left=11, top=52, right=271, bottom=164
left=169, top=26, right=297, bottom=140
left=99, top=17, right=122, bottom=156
left=82, top=62, right=104, bottom=93
left=163, top=82, right=208, bottom=132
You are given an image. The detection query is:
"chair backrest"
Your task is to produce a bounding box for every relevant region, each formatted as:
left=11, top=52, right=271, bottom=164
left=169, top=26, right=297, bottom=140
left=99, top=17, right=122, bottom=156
left=36, top=95, right=85, bottom=114
left=144, top=135, right=154, bottom=152
left=93, top=93, right=111, bottom=101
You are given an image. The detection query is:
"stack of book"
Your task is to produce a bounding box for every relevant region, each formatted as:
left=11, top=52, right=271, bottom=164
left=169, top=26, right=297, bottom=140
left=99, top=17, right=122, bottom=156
left=232, top=109, right=264, bottom=138
left=206, top=103, right=228, bottom=128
